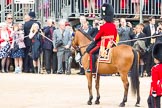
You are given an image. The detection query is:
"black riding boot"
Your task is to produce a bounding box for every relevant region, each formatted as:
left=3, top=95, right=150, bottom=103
left=34, top=66, right=38, bottom=74
left=92, top=54, right=96, bottom=73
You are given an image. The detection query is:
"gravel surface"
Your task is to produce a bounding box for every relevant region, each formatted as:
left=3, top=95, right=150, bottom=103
left=0, top=72, right=161, bottom=108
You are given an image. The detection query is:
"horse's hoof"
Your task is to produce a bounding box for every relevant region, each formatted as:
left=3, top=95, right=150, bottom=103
left=87, top=101, right=92, bottom=105
left=95, top=100, right=100, bottom=104
left=135, top=103, right=140, bottom=107
left=119, top=103, right=125, bottom=107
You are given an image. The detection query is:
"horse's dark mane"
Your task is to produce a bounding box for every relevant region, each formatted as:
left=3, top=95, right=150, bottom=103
left=78, top=29, right=93, bottom=41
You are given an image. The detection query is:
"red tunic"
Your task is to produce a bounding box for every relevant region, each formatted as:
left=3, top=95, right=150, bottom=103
left=150, top=63, right=162, bottom=96
left=94, top=22, right=117, bottom=47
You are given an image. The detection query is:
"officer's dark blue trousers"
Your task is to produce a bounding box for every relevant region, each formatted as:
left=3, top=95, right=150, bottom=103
left=147, top=95, right=161, bottom=108
left=23, top=46, right=34, bottom=72
left=89, top=46, right=100, bottom=73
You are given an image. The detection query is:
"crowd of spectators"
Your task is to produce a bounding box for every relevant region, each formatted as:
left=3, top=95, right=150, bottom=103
left=116, top=17, right=162, bottom=77
left=68, top=0, right=162, bottom=19
left=0, top=9, right=162, bottom=77
left=0, top=12, right=74, bottom=75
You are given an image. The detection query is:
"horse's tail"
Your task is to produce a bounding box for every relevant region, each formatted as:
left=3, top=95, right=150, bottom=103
left=130, top=49, right=140, bottom=95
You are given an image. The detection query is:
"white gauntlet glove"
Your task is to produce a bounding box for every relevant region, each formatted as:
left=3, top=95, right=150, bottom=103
left=152, top=91, right=157, bottom=97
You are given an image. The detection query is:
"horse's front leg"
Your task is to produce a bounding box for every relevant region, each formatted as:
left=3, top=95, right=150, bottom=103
left=86, top=73, right=93, bottom=105
left=119, top=74, right=129, bottom=107
left=95, top=75, right=100, bottom=104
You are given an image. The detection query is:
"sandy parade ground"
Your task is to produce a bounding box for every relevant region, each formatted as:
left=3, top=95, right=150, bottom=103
left=0, top=69, right=161, bottom=108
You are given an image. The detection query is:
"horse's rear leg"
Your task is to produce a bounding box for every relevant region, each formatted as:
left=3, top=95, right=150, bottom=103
left=86, top=73, right=93, bottom=105
left=119, top=74, right=129, bottom=107
left=95, top=75, right=100, bottom=104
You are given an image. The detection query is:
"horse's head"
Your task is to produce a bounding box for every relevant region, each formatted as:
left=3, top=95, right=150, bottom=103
left=72, top=30, right=92, bottom=54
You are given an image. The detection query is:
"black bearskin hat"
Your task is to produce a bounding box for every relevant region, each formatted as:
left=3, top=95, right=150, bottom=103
left=152, top=42, right=162, bottom=62
left=101, top=3, right=114, bottom=22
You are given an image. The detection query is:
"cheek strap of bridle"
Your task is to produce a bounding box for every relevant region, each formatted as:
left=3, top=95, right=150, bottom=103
left=76, top=51, right=83, bottom=68
left=76, top=48, right=87, bottom=68
left=79, top=61, right=83, bottom=68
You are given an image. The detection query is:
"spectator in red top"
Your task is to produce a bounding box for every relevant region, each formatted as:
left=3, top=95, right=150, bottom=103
left=0, top=22, right=12, bottom=73
left=147, top=42, right=162, bottom=108
left=5, top=14, right=14, bottom=71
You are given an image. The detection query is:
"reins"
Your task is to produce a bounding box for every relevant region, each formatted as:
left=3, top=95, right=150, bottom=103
left=79, top=43, right=90, bottom=49
left=73, top=30, right=93, bottom=68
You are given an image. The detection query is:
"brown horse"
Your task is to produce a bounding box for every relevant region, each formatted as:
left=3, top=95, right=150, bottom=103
left=72, top=30, right=140, bottom=107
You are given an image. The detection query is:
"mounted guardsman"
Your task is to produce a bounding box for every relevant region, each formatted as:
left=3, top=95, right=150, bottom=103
left=86, top=3, right=117, bottom=73
left=147, top=42, right=162, bottom=108
left=72, top=3, right=140, bottom=106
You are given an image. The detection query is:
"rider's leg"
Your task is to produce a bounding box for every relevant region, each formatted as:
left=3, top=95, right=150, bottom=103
left=89, top=46, right=99, bottom=73
left=92, top=54, right=96, bottom=73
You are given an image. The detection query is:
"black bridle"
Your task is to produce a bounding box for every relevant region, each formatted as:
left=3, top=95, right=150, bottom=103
left=73, top=29, right=93, bottom=56
left=77, top=28, right=93, bottom=49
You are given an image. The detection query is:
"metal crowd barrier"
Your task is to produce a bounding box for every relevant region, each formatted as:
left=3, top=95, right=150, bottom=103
left=0, top=0, right=35, bottom=22
left=0, top=0, right=162, bottom=22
